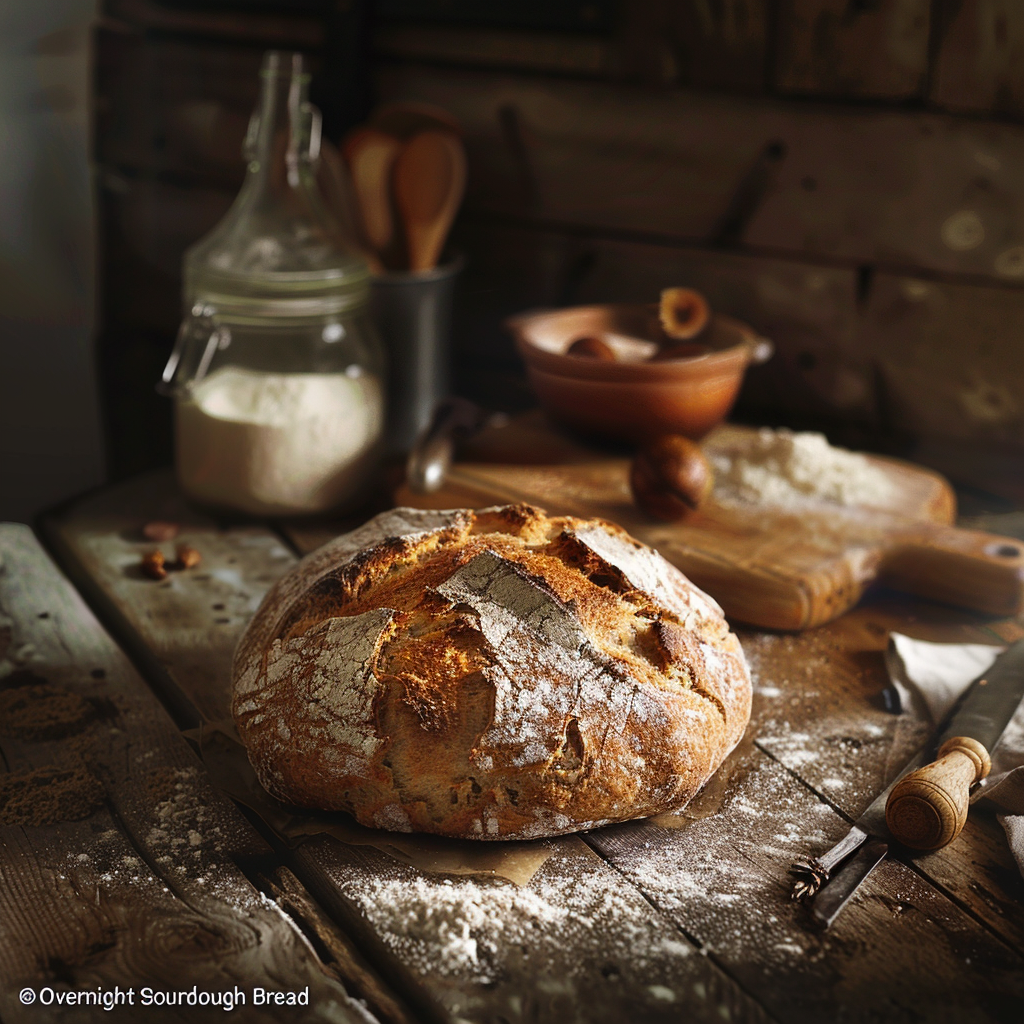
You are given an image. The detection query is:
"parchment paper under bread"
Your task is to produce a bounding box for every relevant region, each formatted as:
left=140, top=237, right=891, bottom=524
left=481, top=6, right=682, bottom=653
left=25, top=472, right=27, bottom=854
left=184, top=719, right=555, bottom=886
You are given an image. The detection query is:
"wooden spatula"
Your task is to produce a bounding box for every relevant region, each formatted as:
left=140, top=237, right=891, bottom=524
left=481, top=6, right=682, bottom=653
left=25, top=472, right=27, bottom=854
left=341, top=126, right=402, bottom=255
left=393, top=130, right=467, bottom=272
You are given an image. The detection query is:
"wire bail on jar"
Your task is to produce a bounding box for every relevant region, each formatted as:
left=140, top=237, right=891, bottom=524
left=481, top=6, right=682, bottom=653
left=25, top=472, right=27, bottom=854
left=157, top=304, right=231, bottom=397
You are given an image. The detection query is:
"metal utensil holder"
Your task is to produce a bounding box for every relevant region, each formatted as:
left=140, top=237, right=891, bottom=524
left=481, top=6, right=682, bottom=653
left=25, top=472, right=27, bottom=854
left=370, top=254, right=463, bottom=453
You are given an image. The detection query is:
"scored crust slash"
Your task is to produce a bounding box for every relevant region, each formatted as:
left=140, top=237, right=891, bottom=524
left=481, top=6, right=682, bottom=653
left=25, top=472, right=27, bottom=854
left=232, top=504, right=752, bottom=840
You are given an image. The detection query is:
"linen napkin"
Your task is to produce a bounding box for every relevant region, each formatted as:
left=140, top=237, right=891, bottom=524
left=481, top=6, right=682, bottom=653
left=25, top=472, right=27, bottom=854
left=886, top=633, right=1024, bottom=879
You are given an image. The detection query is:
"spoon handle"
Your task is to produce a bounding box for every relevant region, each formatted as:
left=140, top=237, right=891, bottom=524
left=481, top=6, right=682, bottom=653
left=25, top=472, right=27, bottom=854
left=395, top=131, right=466, bottom=272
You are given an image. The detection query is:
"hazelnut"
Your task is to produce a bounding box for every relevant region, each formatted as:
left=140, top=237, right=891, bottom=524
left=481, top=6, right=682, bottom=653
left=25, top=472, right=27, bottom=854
left=142, top=520, right=179, bottom=542
left=567, top=336, right=616, bottom=360
left=630, top=435, right=713, bottom=521
left=173, top=544, right=202, bottom=569
left=140, top=549, right=167, bottom=580
left=658, top=287, right=710, bottom=340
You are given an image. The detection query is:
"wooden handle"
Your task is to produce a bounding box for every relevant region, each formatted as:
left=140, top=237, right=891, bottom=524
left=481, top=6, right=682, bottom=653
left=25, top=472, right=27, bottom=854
left=879, top=526, right=1024, bottom=617
left=342, top=128, right=402, bottom=253
left=394, top=131, right=466, bottom=272
left=885, top=737, right=991, bottom=850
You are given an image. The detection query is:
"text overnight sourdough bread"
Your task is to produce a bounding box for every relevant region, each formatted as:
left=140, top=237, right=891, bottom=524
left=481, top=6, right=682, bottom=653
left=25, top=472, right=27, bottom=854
left=232, top=505, right=751, bottom=839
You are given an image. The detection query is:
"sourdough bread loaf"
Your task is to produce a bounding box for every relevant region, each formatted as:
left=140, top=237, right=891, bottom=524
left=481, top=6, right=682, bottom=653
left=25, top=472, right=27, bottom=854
left=232, top=505, right=751, bottom=839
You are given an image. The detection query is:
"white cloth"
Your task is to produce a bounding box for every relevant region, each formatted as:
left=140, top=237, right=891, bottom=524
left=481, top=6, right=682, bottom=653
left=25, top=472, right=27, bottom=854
left=887, top=633, right=1024, bottom=878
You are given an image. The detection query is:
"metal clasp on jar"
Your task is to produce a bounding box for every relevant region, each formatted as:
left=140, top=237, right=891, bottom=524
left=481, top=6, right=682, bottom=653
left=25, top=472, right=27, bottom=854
left=157, top=303, right=232, bottom=396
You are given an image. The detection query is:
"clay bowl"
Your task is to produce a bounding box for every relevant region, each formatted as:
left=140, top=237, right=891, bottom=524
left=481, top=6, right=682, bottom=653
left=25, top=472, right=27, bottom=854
left=507, top=304, right=773, bottom=443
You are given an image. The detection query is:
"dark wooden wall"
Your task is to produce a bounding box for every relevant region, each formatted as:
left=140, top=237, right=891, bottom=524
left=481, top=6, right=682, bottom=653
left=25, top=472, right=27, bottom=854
left=95, top=1, right=1024, bottom=498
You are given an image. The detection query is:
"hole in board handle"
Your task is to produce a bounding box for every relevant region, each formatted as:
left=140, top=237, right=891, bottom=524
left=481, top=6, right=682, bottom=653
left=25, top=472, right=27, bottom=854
left=986, top=542, right=1022, bottom=559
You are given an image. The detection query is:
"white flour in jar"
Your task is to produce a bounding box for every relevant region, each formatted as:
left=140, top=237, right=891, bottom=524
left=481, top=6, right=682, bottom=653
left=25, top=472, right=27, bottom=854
left=707, top=428, right=896, bottom=509
left=175, top=366, right=383, bottom=515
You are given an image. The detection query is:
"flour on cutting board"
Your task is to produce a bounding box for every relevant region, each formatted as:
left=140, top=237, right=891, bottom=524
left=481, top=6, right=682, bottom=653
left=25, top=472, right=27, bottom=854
left=706, top=428, right=895, bottom=509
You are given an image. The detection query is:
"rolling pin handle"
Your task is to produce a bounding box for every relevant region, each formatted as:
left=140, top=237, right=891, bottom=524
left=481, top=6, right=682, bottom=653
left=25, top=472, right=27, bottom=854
left=884, top=736, right=991, bottom=851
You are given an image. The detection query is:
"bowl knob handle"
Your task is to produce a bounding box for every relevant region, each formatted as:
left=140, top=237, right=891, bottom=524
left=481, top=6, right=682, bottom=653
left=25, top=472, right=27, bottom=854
left=746, top=336, right=774, bottom=365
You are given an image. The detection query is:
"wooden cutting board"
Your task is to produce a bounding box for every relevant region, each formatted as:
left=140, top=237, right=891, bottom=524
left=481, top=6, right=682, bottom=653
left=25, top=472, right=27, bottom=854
left=394, top=425, right=1024, bottom=630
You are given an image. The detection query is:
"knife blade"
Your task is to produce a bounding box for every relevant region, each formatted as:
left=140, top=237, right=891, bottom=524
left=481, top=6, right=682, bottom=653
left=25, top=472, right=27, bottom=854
left=789, top=636, right=1024, bottom=925
left=809, top=837, right=889, bottom=929
left=934, top=635, right=1024, bottom=754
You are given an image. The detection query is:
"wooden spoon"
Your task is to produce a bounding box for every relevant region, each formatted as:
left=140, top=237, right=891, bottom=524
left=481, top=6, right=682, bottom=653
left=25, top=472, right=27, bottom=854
left=370, top=100, right=462, bottom=140
left=341, top=126, right=402, bottom=255
left=393, top=130, right=467, bottom=272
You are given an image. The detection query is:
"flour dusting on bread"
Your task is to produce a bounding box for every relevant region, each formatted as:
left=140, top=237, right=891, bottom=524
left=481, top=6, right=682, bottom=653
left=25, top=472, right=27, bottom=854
left=232, top=505, right=751, bottom=840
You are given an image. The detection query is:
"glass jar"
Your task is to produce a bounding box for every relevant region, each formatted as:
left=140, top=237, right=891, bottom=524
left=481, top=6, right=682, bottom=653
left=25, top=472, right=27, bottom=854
left=160, top=51, right=385, bottom=517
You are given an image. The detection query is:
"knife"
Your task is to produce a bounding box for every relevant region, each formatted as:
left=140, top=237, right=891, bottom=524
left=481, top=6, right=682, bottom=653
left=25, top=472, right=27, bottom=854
left=789, top=636, right=1024, bottom=928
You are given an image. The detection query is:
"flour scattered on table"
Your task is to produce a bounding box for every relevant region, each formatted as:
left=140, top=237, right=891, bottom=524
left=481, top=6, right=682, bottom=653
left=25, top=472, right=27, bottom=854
left=361, top=876, right=560, bottom=976
left=342, top=856, right=697, bottom=989
left=708, top=428, right=895, bottom=509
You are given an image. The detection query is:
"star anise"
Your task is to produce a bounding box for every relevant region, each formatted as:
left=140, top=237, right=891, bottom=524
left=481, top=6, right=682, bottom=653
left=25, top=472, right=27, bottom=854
left=789, top=857, right=830, bottom=901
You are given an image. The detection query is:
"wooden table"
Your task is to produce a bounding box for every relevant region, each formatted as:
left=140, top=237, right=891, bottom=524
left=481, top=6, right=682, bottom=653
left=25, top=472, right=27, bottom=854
left=2, top=469, right=1024, bottom=1023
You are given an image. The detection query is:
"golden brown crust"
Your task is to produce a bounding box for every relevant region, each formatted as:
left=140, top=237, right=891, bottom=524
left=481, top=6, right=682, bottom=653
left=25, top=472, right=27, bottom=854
left=232, top=505, right=751, bottom=839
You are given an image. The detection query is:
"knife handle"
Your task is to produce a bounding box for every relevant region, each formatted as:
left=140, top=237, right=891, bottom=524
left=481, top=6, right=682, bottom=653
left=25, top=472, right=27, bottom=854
left=884, top=737, right=991, bottom=851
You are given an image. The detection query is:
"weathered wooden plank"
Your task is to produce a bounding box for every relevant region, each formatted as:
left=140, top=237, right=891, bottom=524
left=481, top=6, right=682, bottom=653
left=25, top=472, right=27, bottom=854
left=774, top=0, right=930, bottom=99
left=589, top=741, right=1024, bottom=1024
left=103, top=0, right=324, bottom=48
left=293, top=835, right=769, bottom=1024
left=862, top=273, right=1024, bottom=447
left=99, top=173, right=234, bottom=336
left=258, top=865, right=420, bottom=1024
left=0, top=524, right=391, bottom=1023
left=376, top=1, right=772, bottom=92
left=375, top=62, right=1024, bottom=280
left=932, top=0, right=1024, bottom=119
left=373, top=24, right=611, bottom=77
left=742, top=117, right=1024, bottom=283
left=96, top=27, right=260, bottom=189
left=615, top=0, right=770, bottom=91
left=908, top=437, right=1024, bottom=507
left=44, top=471, right=293, bottom=726
left=379, top=66, right=770, bottom=238
left=48, top=474, right=768, bottom=1023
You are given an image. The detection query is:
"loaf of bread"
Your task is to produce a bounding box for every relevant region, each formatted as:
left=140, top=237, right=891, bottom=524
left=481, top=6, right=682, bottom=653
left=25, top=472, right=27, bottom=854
left=232, top=505, right=751, bottom=839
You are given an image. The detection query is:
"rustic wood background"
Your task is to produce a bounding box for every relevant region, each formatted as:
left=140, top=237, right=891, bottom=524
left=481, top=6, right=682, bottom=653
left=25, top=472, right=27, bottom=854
left=95, top=0, right=1024, bottom=495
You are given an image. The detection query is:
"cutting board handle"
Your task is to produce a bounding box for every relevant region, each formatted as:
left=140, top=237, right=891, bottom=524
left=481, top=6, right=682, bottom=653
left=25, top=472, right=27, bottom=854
left=879, top=526, right=1024, bottom=617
